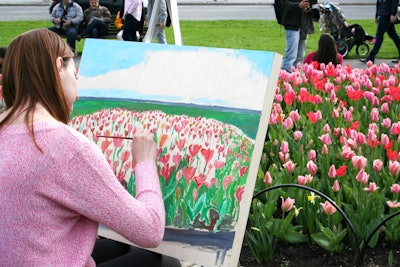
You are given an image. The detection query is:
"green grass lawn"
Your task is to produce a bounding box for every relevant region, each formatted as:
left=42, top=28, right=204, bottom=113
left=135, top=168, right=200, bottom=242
left=0, top=19, right=397, bottom=59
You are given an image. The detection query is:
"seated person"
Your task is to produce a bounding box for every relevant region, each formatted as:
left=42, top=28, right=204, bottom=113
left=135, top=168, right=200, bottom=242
left=77, top=0, right=112, bottom=40
left=304, top=33, right=343, bottom=68
left=48, top=0, right=83, bottom=53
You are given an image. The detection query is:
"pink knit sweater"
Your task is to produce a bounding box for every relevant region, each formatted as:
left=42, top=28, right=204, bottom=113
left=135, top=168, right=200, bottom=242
left=0, top=121, right=165, bottom=266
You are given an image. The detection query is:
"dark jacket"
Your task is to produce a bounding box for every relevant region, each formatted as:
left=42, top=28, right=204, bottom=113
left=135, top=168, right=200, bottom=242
left=376, top=0, right=399, bottom=18
left=282, top=0, right=303, bottom=30
left=81, top=5, right=112, bottom=28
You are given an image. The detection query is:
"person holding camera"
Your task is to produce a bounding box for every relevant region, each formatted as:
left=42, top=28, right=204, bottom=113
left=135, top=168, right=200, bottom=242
left=49, top=0, right=83, bottom=53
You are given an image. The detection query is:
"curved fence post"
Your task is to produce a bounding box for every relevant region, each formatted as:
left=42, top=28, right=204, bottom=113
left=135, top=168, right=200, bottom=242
left=252, top=183, right=361, bottom=265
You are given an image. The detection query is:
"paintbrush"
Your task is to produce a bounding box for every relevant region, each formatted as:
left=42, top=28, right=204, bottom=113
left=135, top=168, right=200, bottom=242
left=97, top=135, right=132, bottom=140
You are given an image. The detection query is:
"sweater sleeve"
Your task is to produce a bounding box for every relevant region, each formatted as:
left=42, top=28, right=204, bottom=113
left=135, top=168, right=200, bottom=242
left=51, top=141, right=165, bottom=248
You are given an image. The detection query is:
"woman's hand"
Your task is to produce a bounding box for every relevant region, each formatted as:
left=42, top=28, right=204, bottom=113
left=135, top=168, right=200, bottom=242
left=131, top=128, right=158, bottom=164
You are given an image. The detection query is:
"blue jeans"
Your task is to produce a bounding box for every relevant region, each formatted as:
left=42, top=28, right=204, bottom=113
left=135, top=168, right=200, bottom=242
left=80, top=19, right=109, bottom=38
left=369, top=16, right=400, bottom=60
left=282, top=29, right=300, bottom=72
left=48, top=26, right=78, bottom=50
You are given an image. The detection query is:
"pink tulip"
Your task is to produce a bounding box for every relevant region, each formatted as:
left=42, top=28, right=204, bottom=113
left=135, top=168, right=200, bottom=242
left=297, top=175, right=307, bottom=185
left=328, top=165, right=336, bottom=178
left=372, top=96, right=380, bottom=107
left=333, top=127, right=341, bottom=136
left=370, top=108, right=379, bottom=122
left=332, top=180, right=340, bottom=192
left=293, top=131, right=303, bottom=141
left=368, top=129, right=377, bottom=142
left=373, top=159, right=383, bottom=172
left=390, top=122, right=400, bottom=135
left=356, top=133, right=366, bottom=145
left=283, top=160, right=296, bottom=174
left=264, top=171, right=273, bottom=185
left=356, top=168, right=369, bottom=184
left=319, top=133, right=332, bottom=145
left=387, top=200, right=400, bottom=209
left=289, top=110, right=300, bottom=122
left=307, top=160, right=318, bottom=175
left=342, top=146, right=355, bottom=160
left=382, top=118, right=392, bottom=129
left=322, top=144, right=329, bottom=155
left=332, top=108, right=339, bottom=119
left=352, top=155, right=367, bottom=170
left=279, top=152, right=289, bottom=163
left=280, top=141, right=289, bottom=154
left=323, top=123, right=330, bottom=133
left=389, top=161, right=400, bottom=176
left=380, top=134, right=390, bottom=147
left=305, top=174, right=313, bottom=183
left=363, top=182, right=379, bottom=192
left=390, top=183, right=400, bottom=194
left=274, top=93, right=283, bottom=102
left=320, top=201, right=337, bottom=215
left=343, top=110, right=353, bottom=122
left=281, top=196, right=295, bottom=212
left=308, top=150, right=316, bottom=161
left=381, top=102, right=389, bottom=113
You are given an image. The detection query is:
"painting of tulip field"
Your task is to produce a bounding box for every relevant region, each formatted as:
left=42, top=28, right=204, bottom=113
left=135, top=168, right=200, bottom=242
left=70, top=39, right=282, bottom=267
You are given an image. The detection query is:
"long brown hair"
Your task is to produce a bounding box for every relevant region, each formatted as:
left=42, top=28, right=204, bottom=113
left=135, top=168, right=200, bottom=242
left=313, top=33, right=340, bottom=66
left=0, top=28, right=74, bottom=149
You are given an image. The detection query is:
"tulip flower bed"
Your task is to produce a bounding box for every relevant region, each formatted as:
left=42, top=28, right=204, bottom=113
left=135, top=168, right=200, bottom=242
left=245, top=62, right=400, bottom=266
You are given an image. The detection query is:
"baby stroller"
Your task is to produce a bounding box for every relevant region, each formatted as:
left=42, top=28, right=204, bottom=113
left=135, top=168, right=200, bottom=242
left=318, top=2, right=375, bottom=57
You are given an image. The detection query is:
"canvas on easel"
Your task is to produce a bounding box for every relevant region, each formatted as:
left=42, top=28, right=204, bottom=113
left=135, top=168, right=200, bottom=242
left=70, top=38, right=282, bottom=267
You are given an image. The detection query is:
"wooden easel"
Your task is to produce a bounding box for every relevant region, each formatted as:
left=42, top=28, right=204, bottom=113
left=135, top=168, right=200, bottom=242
left=143, top=0, right=182, bottom=45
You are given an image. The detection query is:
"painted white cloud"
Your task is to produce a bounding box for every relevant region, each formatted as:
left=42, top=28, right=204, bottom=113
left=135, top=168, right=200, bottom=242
left=78, top=48, right=270, bottom=111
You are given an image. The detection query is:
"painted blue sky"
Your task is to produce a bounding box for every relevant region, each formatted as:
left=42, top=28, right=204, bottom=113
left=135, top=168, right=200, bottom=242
left=78, top=39, right=278, bottom=111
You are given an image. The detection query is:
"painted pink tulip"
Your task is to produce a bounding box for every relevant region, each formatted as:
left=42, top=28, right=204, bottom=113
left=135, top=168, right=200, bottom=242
left=320, top=201, right=337, bottom=215
left=363, top=182, right=379, bottom=192
left=307, top=160, right=318, bottom=175
left=373, top=159, right=383, bottom=172
left=264, top=171, right=273, bottom=185
left=391, top=183, right=400, bottom=194
left=332, top=180, right=340, bottom=192
left=356, top=168, right=369, bottom=184
left=283, top=160, right=296, bottom=174
left=281, top=196, right=295, bottom=212
left=352, top=155, right=367, bottom=170
left=389, top=161, right=400, bottom=176
left=387, top=200, right=400, bottom=209
left=328, top=165, right=336, bottom=178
